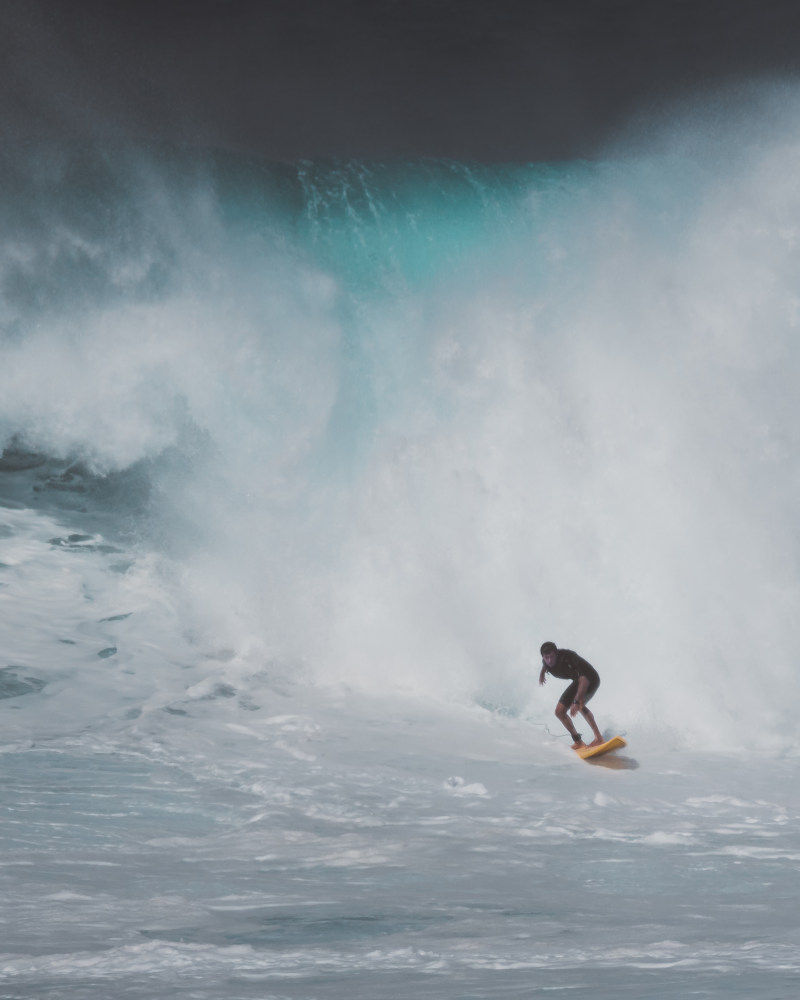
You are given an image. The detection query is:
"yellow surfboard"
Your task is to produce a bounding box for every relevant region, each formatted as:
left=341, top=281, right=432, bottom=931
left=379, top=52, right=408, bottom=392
left=575, top=735, right=627, bottom=760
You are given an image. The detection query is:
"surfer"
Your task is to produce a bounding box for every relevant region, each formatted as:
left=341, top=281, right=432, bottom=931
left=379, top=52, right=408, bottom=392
left=538, top=642, right=603, bottom=750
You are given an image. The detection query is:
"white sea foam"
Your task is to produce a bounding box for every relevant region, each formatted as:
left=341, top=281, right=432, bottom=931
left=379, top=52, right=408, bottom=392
left=3, top=134, right=800, bottom=750
left=3, top=93, right=800, bottom=999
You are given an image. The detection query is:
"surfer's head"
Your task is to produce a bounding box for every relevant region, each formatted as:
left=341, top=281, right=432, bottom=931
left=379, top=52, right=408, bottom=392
left=540, top=641, right=558, bottom=667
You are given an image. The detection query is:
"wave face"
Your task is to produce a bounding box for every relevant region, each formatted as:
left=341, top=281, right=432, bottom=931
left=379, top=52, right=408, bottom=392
left=2, top=133, right=800, bottom=750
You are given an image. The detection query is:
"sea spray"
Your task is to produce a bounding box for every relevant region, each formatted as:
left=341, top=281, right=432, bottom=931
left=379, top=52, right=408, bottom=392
left=1, top=138, right=800, bottom=749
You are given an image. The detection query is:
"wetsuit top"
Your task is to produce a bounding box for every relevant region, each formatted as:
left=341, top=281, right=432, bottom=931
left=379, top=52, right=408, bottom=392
left=543, top=649, right=600, bottom=686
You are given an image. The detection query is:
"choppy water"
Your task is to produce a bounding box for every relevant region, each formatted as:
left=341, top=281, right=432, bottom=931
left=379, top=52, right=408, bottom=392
left=3, top=95, right=800, bottom=996
left=2, top=692, right=799, bottom=998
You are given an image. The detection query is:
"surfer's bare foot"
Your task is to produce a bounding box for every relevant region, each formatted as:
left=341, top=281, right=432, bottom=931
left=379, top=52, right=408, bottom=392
left=588, top=737, right=603, bottom=748
left=571, top=738, right=586, bottom=750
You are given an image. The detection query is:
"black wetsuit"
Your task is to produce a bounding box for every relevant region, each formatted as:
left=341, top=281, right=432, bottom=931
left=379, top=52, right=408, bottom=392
left=543, top=649, right=600, bottom=708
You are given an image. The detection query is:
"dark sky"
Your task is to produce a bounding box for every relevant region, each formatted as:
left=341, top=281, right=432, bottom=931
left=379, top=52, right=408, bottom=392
left=3, top=0, right=800, bottom=161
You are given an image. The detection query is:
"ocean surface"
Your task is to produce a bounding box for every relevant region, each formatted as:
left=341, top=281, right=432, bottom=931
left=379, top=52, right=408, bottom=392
left=2, top=113, right=800, bottom=998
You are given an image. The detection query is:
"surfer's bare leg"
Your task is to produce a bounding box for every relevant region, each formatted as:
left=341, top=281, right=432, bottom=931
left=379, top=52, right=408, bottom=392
left=555, top=702, right=585, bottom=749
left=577, top=704, right=603, bottom=746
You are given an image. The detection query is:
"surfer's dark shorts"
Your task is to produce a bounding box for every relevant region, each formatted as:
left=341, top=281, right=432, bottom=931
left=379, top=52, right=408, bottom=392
left=558, top=675, right=600, bottom=709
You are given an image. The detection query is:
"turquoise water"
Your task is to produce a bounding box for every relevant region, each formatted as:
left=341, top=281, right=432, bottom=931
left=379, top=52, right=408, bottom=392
left=2, top=131, right=800, bottom=996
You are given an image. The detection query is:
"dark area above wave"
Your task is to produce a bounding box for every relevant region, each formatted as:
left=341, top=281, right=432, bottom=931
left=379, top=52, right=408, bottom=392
left=3, top=1, right=800, bottom=162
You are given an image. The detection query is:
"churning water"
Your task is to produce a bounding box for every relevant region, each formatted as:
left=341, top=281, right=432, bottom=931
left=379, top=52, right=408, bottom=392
left=2, top=96, right=800, bottom=997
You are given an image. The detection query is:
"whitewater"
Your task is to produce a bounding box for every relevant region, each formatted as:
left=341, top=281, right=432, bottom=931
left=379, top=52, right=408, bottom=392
left=2, top=97, right=800, bottom=997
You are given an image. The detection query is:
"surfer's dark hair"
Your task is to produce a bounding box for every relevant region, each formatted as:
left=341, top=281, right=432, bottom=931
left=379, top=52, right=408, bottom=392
left=540, top=641, right=557, bottom=656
